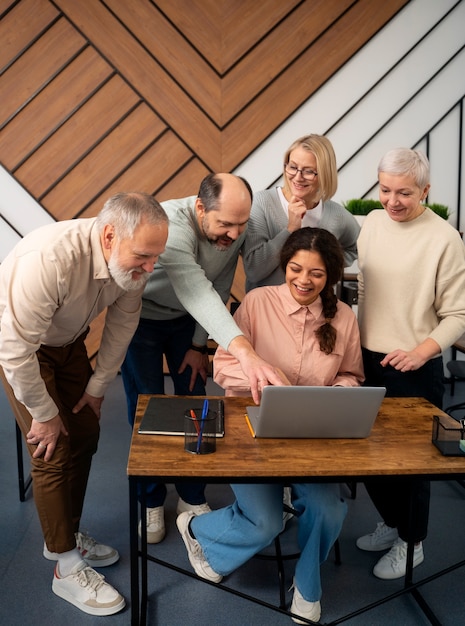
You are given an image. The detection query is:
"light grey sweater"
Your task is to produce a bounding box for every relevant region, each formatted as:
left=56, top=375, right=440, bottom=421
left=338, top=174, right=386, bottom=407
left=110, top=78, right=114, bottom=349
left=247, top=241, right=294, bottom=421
left=242, top=188, right=360, bottom=291
left=141, top=196, right=244, bottom=349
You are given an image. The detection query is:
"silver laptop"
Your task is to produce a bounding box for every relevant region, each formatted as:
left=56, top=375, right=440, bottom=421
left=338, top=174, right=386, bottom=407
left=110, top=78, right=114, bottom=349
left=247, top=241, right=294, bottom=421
left=246, top=386, right=386, bottom=438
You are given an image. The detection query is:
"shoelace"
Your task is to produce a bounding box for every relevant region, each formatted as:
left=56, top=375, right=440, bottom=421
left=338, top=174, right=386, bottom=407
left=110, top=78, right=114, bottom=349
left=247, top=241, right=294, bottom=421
left=372, top=522, right=392, bottom=539
left=147, top=508, right=163, bottom=525
left=384, top=541, right=407, bottom=565
left=77, top=531, right=97, bottom=552
left=74, top=566, right=105, bottom=593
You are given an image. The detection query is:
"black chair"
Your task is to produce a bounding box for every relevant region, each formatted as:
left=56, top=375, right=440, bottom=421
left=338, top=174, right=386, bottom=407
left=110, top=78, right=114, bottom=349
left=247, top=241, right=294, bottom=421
left=446, top=359, right=465, bottom=397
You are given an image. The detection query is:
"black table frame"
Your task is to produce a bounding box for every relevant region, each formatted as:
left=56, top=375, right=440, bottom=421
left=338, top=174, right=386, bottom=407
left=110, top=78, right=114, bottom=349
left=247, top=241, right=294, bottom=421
left=129, top=471, right=465, bottom=626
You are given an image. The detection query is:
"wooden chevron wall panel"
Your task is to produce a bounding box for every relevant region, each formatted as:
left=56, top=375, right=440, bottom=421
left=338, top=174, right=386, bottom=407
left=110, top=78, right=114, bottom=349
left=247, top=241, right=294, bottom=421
left=1, top=0, right=409, bottom=222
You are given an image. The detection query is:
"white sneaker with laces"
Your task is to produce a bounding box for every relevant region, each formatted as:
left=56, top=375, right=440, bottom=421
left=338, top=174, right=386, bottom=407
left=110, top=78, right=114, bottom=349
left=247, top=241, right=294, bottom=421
left=176, top=497, right=211, bottom=516
left=44, top=531, right=119, bottom=567
left=290, top=583, right=321, bottom=624
left=52, top=561, right=125, bottom=616
left=139, top=506, right=165, bottom=544
left=373, top=537, right=424, bottom=580
left=356, top=521, right=399, bottom=552
left=176, top=511, right=222, bottom=583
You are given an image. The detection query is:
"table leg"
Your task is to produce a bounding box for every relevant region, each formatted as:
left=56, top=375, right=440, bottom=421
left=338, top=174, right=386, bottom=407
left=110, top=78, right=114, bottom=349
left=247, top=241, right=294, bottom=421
left=129, top=477, right=140, bottom=626
left=140, top=484, right=148, bottom=625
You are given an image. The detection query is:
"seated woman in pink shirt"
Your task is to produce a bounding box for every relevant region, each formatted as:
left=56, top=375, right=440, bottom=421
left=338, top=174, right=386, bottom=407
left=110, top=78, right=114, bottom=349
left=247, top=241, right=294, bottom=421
left=176, top=227, right=364, bottom=625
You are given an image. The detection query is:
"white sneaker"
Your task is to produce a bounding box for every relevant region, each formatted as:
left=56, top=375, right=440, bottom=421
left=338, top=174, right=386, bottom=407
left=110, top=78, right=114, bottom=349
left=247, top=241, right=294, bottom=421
left=373, top=537, right=424, bottom=580
left=139, top=506, right=165, bottom=544
left=290, top=583, right=321, bottom=624
left=176, top=511, right=222, bottom=583
left=44, top=531, right=119, bottom=567
left=176, top=497, right=211, bottom=516
left=52, top=561, right=125, bottom=616
left=356, top=522, right=399, bottom=552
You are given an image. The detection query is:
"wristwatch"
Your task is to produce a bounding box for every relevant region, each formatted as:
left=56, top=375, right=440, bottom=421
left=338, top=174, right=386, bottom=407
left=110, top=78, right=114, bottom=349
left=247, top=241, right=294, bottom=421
left=190, top=344, right=208, bottom=354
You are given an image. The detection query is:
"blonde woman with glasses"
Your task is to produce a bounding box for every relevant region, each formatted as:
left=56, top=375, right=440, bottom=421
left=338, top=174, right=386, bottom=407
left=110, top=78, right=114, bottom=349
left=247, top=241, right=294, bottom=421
left=242, top=134, right=360, bottom=291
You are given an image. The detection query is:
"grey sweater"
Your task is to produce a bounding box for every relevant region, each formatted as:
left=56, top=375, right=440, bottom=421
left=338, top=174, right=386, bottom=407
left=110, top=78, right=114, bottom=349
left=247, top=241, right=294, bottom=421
left=242, top=188, right=360, bottom=291
left=141, top=196, right=244, bottom=349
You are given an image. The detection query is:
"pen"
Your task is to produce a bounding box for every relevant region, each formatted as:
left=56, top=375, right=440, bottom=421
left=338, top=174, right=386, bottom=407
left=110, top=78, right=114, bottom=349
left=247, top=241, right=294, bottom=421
left=190, top=409, right=200, bottom=435
left=244, top=413, right=255, bottom=438
left=197, top=399, right=209, bottom=453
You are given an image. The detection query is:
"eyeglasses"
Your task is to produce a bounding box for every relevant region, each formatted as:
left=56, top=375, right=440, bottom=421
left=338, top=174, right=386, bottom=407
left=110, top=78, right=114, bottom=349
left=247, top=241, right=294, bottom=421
left=284, top=164, right=318, bottom=181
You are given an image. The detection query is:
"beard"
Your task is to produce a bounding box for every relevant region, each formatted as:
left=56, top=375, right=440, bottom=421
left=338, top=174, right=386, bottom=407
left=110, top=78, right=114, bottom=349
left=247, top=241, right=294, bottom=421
left=108, top=250, right=150, bottom=291
left=202, top=216, right=232, bottom=251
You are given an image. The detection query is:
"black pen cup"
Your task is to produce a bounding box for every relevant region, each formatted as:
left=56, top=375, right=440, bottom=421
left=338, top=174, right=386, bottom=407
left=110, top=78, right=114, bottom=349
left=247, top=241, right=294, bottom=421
left=184, top=409, right=217, bottom=454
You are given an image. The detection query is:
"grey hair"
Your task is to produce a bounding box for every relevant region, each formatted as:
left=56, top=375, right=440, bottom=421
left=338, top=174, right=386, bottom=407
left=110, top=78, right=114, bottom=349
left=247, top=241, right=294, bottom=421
left=378, top=148, right=430, bottom=190
left=95, top=192, right=168, bottom=239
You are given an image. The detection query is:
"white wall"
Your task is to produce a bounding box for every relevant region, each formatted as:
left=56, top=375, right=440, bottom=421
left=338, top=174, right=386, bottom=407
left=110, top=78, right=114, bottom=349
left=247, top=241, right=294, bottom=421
left=2, top=0, right=464, bottom=258
left=0, top=165, right=54, bottom=261
left=235, top=0, right=465, bottom=229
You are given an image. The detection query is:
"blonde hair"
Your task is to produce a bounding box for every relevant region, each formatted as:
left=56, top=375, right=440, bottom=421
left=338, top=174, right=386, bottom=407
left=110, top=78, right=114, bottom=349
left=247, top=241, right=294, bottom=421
left=283, top=134, right=338, bottom=201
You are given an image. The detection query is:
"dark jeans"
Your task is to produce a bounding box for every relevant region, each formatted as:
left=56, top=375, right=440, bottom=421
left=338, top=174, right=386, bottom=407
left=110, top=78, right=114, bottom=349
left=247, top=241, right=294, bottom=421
left=361, top=348, right=445, bottom=542
left=121, top=315, right=206, bottom=507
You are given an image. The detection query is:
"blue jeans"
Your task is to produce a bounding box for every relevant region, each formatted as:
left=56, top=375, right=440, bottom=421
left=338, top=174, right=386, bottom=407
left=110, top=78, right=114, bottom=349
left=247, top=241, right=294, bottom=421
left=121, top=315, right=207, bottom=507
left=191, top=483, right=346, bottom=602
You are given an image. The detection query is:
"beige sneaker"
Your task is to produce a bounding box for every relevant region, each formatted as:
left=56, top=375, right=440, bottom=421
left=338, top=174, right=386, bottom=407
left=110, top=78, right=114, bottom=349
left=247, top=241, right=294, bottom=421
left=52, top=561, right=125, bottom=616
left=176, top=512, right=222, bottom=583
left=176, top=497, right=211, bottom=516
left=290, top=583, right=321, bottom=624
left=139, top=506, right=165, bottom=544
left=44, top=531, right=119, bottom=567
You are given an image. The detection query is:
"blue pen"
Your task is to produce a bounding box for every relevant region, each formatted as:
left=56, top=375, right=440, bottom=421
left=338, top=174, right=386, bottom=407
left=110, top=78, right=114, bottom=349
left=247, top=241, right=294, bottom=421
left=196, top=399, right=209, bottom=453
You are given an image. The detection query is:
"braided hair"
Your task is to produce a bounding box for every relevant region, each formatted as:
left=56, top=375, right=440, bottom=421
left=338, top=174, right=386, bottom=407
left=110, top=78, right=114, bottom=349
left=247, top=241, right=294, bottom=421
left=279, top=227, right=344, bottom=354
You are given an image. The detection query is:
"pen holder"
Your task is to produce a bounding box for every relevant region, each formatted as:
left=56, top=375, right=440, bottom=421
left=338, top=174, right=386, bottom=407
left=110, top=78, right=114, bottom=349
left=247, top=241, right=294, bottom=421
left=432, top=414, right=465, bottom=456
left=184, top=409, right=217, bottom=455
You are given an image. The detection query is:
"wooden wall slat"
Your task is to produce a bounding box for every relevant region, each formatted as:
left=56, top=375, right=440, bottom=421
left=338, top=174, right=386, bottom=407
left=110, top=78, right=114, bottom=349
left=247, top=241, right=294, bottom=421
left=106, top=0, right=221, bottom=121
left=221, top=0, right=300, bottom=72
left=0, top=0, right=412, bottom=356
left=156, top=0, right=300, bottom=74
left=54, top=0, right=222, bottom=169
left=41, top=104, right=166, bottom=219
left=222, top=0, right=409, bottom=170
left=0, top=18, right=86, bottom=127
left=84, top=310, right=107, bottom=362
left=155, top=159, right=210, bottom=202
left=230, top=255, right=245, bottom=304
left=0, top=0, right=58, bottom=70
left=0, top=0, right=17, bottom=17
left=0, top=48, right=112, bottom=169
left=221, top=0, right=353, bottom=123
left=156, top=0, right=221, bottom=68
left=79, top=132, right=194, bottom=218
left=15, top=76, right=141, bottom=196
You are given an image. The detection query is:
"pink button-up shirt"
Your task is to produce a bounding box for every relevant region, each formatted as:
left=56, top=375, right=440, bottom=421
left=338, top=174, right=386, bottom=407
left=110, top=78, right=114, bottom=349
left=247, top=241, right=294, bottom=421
left=214, top=283, right=364, bottom=395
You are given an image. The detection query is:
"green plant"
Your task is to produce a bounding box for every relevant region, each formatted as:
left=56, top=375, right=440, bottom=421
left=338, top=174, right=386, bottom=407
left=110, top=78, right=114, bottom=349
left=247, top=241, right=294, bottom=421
left=342, top=199, right=382, bottom=215
left=343, top=198, right=450, bottom=220
left=425, top=203, right=449, bottom=220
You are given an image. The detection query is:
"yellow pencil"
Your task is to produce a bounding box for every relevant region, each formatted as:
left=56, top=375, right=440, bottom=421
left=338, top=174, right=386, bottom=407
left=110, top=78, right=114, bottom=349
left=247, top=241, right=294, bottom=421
left=244, top=413, right=256, bottom=438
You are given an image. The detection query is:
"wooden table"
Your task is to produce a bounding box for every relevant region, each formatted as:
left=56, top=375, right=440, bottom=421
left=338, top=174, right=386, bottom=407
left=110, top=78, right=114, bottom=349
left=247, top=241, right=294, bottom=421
left=127, top=395, right=465, bottom=625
